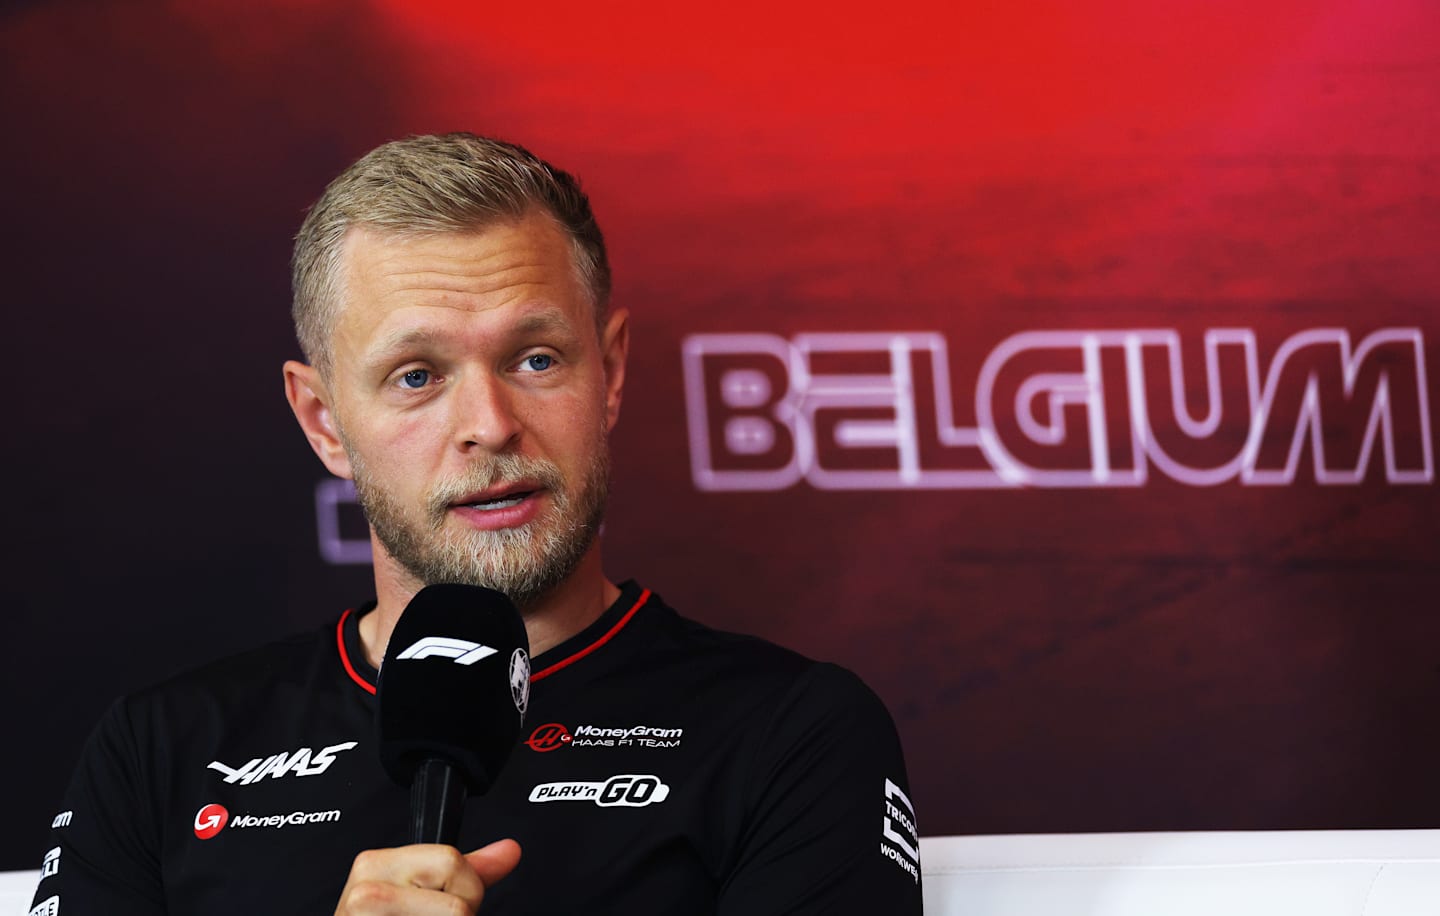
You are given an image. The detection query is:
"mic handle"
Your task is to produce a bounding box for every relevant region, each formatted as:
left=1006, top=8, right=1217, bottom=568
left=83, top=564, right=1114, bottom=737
left=409, top=758, right=468, bottom=845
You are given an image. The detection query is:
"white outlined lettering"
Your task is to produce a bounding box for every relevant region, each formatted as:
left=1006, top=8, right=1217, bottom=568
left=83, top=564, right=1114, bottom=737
left=682, top=328, right=1433, bottom=490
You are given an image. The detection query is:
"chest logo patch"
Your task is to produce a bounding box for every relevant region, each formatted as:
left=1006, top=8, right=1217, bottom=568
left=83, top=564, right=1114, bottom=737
left=194, top=803, right=229, bottom=840
left=524, top=722, right=683, bottom=751
left=529, top=774, right=671, bottom=807
left=208, top=741, right=359, bottom=785
left=526, top=723, right=572, bottom=752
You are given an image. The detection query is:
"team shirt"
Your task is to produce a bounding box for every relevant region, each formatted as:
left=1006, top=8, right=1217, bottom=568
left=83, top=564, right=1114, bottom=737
left=32, top=581, right=923, bottom=914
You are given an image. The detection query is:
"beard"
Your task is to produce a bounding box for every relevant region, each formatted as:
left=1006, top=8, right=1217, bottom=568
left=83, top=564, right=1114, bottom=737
left=345, top=439, right=610, bottom=611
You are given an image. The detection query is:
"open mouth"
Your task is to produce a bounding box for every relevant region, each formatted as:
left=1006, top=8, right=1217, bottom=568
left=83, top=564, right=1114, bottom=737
left=453, top=485, right=539, bottom=513
left=463, top=492, right=533, bottom=511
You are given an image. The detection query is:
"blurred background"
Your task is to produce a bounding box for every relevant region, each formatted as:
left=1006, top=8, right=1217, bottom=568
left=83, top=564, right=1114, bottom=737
left=2, top=0, right=1437, bottom=870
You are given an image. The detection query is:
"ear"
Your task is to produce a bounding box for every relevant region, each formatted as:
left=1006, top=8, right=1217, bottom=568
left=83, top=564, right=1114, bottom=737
left=283, top=360, right=353, bottom=480
left=599, top=307, right=629, bottom=432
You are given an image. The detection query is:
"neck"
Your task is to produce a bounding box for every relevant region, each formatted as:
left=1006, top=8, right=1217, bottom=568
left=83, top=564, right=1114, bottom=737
left=358, top=536, right=620, bottom=670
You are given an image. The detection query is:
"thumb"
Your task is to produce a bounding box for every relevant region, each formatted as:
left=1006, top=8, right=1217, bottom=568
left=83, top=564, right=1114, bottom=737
left=465, top=838, right=523, bottom=888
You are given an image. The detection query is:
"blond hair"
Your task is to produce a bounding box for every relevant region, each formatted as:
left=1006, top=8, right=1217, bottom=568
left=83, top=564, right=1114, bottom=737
left=291, top=133, right=610, bottom=376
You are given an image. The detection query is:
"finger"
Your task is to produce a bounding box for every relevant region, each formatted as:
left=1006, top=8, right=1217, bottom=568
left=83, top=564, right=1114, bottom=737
left=337, top=846, right=485, bottom=914
left=349, top=845, right=469, bottom=888
left=464, top=838, right=522, bottom=888
left=338, top=882, right=482, bottom=915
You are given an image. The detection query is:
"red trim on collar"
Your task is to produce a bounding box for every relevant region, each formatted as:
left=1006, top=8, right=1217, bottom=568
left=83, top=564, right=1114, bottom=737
left=336, top=608, right=377, bottom=695
left=530, top=589, right=652, bottom=683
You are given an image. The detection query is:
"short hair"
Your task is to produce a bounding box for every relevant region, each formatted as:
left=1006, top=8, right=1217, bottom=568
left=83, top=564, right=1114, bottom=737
left=291, top=133, right=610, bottom=376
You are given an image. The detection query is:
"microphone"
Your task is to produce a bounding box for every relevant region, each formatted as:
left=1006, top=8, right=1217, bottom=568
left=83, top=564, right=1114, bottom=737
left=376, top=583, right=530, bottom=846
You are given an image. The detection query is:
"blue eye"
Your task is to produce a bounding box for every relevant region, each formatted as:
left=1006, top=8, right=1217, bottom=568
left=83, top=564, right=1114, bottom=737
left=523, top=354, right=554, bottom=372
left=400, top=369, right=430, bottom=389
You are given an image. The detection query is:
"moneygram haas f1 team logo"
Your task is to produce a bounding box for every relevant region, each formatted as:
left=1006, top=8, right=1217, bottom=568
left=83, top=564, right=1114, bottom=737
left=524, top=722, right=684, bottom=751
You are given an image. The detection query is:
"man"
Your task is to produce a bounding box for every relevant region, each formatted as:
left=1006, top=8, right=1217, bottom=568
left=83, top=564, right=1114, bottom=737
left=33, top=134, right=923, bottom=914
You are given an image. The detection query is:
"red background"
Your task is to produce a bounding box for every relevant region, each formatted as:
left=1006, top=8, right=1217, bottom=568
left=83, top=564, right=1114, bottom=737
left=3, top=0, right=1437, bottom=868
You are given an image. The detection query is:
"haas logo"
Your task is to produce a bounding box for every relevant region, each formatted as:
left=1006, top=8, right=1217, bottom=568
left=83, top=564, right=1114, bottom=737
left=526, top=723, right=572, bottom=752
left=208, top=741, right=358, bottom=785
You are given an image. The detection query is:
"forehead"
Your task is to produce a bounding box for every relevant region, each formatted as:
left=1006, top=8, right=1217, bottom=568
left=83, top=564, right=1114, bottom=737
left=330, top=214, right=591, bottom=360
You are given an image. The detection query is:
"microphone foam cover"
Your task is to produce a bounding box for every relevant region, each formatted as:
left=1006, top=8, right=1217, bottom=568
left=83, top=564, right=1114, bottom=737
left=376, top=584, right=530, bottom=794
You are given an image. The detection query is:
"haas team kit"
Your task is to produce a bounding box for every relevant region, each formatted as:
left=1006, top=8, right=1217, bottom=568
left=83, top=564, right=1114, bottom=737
left=33, top=581, right=922, bottom=914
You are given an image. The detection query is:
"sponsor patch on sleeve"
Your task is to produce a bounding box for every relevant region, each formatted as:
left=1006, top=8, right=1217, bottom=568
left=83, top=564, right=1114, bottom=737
left=30, top=897, right=59, bottom=916
left=880, top=778, right=920, bottom=883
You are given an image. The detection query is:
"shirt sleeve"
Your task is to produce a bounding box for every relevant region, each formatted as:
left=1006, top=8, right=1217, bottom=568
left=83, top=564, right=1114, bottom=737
left=717, top=663, right=924, bottom=915
left=31, top=698, right=167, bottom=916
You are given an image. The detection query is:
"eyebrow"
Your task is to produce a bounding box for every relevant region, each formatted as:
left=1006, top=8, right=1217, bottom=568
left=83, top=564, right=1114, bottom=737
left=511, top=307, right=573, bottom=338
left=364, top=328, right=443, bottom=370
left=363, top=307, right=579, bottom=369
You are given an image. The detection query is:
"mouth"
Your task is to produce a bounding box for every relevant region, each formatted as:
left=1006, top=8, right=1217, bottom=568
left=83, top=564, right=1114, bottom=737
left=451, top=484, right=541, bottom=513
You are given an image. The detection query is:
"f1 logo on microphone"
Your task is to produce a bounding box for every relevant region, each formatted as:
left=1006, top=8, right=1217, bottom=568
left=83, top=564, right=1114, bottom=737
left=396, top=637, right=498, bottom=666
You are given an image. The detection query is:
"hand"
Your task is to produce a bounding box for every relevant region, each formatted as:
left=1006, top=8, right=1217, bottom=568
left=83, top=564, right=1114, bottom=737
left=335, top=839, right=522, bottom=914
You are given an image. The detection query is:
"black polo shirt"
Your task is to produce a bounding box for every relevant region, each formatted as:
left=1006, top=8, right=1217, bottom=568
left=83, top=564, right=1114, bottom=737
left=33, top=581, right=923, bottom=914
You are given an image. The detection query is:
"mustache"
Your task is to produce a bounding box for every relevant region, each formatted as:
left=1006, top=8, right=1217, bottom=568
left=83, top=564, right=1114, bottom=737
left=424, top=454, right=567, bottom=517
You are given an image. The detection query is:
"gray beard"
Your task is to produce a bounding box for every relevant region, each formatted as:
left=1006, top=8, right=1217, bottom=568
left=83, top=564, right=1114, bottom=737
left=348, top=447, right=610, bottom=610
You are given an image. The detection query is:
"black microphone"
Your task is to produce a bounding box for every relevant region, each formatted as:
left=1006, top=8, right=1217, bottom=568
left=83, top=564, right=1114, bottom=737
left=376, top=584, right=530, bottom=846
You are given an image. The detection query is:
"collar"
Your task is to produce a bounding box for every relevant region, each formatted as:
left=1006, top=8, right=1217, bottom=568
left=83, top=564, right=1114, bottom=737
left=335, top=580, right=652, bottom=696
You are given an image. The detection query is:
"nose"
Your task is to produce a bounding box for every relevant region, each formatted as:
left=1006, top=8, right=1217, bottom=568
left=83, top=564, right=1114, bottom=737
left=451, top=371, right=522, bottom=454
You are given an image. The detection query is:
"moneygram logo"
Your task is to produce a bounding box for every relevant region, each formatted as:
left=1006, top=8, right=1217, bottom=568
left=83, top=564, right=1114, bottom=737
left=193, top=803, right=340, bottom=838
left=529, top=775, right=670, bottom=807
left=682, top=328, right=1433, bottom=490
left=194, top=804, right=229, bottom=840
left=230, top=810, right=342, bottom=829
left=524, top=722, right=683, bottom=752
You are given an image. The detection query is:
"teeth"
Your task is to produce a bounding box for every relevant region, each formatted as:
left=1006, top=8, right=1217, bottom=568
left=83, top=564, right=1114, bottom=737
left=469, top=495, right=525, bottom=511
